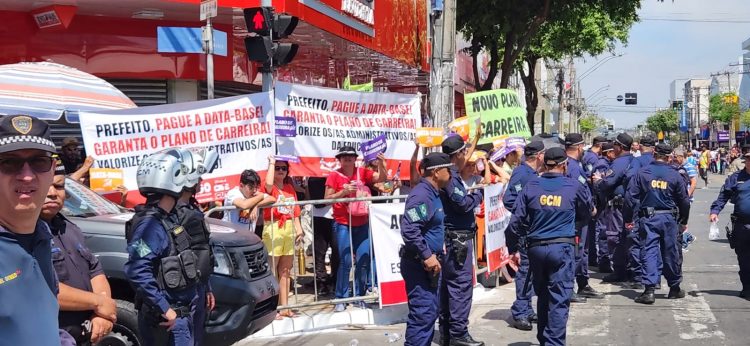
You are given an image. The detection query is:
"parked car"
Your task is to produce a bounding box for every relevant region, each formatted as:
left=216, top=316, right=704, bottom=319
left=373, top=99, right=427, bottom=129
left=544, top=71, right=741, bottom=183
left=62, top=178, right=278, bottom=345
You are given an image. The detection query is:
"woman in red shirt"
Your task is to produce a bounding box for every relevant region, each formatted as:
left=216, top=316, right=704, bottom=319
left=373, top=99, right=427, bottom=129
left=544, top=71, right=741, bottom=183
left=263, top=156, right=304, bottom=318
left=324, top=146, right=386, bottom=312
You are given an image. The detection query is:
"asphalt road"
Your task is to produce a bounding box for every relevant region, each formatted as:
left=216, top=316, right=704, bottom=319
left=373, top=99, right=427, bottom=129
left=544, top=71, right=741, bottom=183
left=242, top=173, right=749, bottom=346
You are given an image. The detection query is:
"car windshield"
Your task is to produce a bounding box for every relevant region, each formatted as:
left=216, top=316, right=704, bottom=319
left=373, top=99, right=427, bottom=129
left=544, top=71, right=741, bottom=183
left=62, top=177, right=125, bottom=218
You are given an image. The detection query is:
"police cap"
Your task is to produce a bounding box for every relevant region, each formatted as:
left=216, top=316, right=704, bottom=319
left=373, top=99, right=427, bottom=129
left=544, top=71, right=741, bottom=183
left=544, top=147, right=568, bottom=166
left=655, top=143, right=673, bottom=156
left=640, top=136, right=656, bottom=147
left=592, top=136, right=607, bottom=145
left=525, top=140, right=546, bottom=156
left=441, top=135, right=466, bottom=155
left=614, top=133, right=633, bottom=150
left=601, top=142, right=614, bottom=152
left=0, top=114, right=56, bottom=154
left=422, top=152, right=452, bottom=171
left=564, top=133, right=585, bottom=147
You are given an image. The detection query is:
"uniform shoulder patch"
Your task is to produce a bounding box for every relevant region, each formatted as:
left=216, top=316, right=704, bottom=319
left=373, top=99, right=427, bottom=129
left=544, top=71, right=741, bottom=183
left=132, top=239, right=152, bottom=258
left=578, top=175, right=587, bottom=185
left=452, top=186, right=465, bottom=197
left=586, top=164, right=593, bottom=172
left=605, top=169, right=614, bottom=177
left=514, top=183, right=523, bottom=192
left=406, top=203, right=428, bottom=222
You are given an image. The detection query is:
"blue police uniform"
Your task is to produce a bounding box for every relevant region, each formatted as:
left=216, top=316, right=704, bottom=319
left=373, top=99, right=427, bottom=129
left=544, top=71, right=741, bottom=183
left=566, top=157, right=594, bottom=289
left=623, top=152, right=655, bottom=285
left=710, top=169, right=750, bottom=295
left=439, top=166, right=484, bottom=341
left=508, top=172, right=592, bottom=346
left=593, top=156, right=612, bottom=269
left=582, top=149, right=600, bottom=264
left=597, top=153, right=634, bottom=280
left=125, top=206, right=198, bottom=346
left=401, top=178, right=446, bottom=346
left=503, top=161, right=538, bottom=323
left=624, top=161, right=689, bottom=291
left=0, top=221, right=61, bottom=345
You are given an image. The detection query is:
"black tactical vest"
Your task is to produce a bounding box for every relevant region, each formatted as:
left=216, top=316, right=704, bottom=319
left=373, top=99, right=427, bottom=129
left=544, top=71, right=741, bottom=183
left=176, top=200, right=214, bottom=284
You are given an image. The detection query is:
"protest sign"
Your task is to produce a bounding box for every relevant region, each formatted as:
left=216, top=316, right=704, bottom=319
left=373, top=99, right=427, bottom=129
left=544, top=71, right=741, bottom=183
left=275, top=116, right=297, bottom=137
left=78, top=93, right=275, bottom=204
left=416, top=127, right=444, bottom=147
left=360, top=134, right=387, bottom=162
left=484, top=183, right=511, bottom=272
left=274, top=82, right=420, bottom=179
left=370, top=202, right=408, bottom=307
left=464, top=89, right=531, bottom=145
left=88, top=168, right=124, bottom=192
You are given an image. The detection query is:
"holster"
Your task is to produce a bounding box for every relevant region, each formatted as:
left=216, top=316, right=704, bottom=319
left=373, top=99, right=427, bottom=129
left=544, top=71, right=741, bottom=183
left=446, top=230, right=473, bottom=267
left=729, top=215, right=738, bottom=249
left=399, top=246, right=439, bottom=288
left=62, top=321, right=92, bottom=346
left=609, top=195, right=624, bottom=209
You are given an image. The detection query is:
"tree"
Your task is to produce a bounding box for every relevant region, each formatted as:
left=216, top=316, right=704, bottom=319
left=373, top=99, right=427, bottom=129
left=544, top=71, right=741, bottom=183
left=646, top=109, right=678, bottom=135
left=578, top=115, right=604, bottom=136
left=709, top=93, right=740, bottom=124
left=741, top=109, right=750, bottom=130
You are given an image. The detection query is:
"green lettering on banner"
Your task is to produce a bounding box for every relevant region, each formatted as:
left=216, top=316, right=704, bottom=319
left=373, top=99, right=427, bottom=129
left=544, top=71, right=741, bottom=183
left=464, top=89, right=531, bottom=145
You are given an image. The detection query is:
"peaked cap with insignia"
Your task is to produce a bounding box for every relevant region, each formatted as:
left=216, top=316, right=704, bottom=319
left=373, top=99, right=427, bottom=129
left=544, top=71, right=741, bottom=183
left=0, top=114, right=56, bottom=154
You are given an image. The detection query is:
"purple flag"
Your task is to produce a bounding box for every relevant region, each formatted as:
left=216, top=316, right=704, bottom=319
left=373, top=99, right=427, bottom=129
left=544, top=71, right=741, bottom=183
left=360, top=134, right=387, bottom=162
left=275, top=116, right=297, bottom=137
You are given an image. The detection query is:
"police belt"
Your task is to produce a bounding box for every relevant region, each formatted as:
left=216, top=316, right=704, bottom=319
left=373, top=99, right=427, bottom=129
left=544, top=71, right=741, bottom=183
left=639, top=208, right=677, bottom=218
left=527, top=237, right=576, bottom=248
left=731, top=213, right=750, bottom=224
left=137, top=298, right=192, bottom=323
left=445, top=229, right=475, bottom=241
left=607, top=196, right=624, bottom=208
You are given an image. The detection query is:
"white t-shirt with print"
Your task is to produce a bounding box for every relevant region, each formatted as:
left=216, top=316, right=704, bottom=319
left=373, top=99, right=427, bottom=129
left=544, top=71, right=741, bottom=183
left=222, top=187, right=256, bottom=230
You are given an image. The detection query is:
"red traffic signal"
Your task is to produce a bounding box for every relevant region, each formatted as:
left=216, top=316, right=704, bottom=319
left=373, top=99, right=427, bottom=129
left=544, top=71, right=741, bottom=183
left=243, top=7, right=272, bottom=35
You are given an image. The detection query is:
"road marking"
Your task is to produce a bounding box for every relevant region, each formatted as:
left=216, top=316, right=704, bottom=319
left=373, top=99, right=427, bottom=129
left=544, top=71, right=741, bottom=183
left=671, top=283, right=726, bottom=341
left=568, top=281, right=610, bottom=337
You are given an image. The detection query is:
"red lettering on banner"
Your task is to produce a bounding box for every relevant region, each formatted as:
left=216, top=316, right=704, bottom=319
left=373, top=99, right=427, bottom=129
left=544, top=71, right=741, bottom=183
left=367, top=104, right=387, bottom=114
left=374, top=118, right=417, bottom=129
left=283, top=109, right=327, bottom=124
left=94, top=137, right=150, bottom=155
left=331, top=101, right=363, bottom=113
left=214, top=122, right=271, bottom=141
left=233, top=107, right=263, bottom=121
left=160, top=132, right=197, bottom=147
left=155, top=114, right=193, bottom=130
left=203, top=111, right=231, bottom=125
left=388, top=104, right=413, bottom=115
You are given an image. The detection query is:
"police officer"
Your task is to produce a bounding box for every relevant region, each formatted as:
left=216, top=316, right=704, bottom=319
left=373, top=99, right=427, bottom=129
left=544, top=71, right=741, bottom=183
left=508, top=147, right=592, bottom=346
left=564, top=133, right=602, bottom=301
left=504, top=141, right=546, bottom=331
left=624, top=143, right=690, bottom=304
left=582, top=136, right=607, bottom=266
left=401, top=153, right=452, bottom=346
left=623, top=136, right=656, bottom=288
left=439, top=134, right=484, bottom=346
left=583, top=136, right=607, bottom=175
left=709, top=149, right=750, bottom=299
left=593, top=142, right=615, bottom=272
left=125, top=149, right=199, bottom=346
left=594, top=133, right=635, bottom=284
left=175, top=148, right=219, bottom=345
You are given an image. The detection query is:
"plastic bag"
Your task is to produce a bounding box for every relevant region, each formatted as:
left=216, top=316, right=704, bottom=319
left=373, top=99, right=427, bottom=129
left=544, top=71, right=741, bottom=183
left=709, top=221, right=720, bottom=240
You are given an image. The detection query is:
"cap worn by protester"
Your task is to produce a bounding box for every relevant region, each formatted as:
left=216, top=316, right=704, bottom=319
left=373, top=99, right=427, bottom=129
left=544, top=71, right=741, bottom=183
left=655, top=143, right=673, bottom=156
left=544, top=147, right=568, bottom=166
left=592, top=136, right=607, bottom=146
left=422, top=152, right=452, bottom=171
left=62, top=137, right=80, bottom=148
left=335, top=146, right=358, bottom=159
left=640, top=136, right=656, bottom=147
left=564, top=133, right=585, bottom=147
left=493, top=137, right=526, bottom=161
left=525, top=140, right=546, bottom=156
left=468, top=150, right=486, bottom=163
left=614, top=133, right=633, bottom=149
left=442, top=135, right=466, bottom=156
left=53, top=155, right=65, bottom=175
left=0, top=114, right=56, bottom=154
left=601, top=142, right=614, bottom=153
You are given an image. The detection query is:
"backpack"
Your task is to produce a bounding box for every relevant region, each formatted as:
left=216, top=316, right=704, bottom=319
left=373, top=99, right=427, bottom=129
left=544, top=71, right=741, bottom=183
left=338, top=168, right=371, bottom=217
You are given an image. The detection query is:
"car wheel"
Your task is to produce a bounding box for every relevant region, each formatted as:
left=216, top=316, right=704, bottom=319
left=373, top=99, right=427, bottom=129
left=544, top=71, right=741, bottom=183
left=97, top=299, right=140, bottom=346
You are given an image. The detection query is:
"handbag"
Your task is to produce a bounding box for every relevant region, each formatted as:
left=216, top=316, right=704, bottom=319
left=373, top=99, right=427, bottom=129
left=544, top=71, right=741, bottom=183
left=338, top=168, right=371, bottom=217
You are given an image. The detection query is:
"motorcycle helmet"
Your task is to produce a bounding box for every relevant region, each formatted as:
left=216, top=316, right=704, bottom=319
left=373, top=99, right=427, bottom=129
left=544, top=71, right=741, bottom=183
left=136, top=148, right=190, bottom=198
left=184, top=147, right=219, bottom=189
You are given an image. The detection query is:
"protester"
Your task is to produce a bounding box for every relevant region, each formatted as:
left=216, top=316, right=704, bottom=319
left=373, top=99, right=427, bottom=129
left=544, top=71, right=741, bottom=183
left=222, top=169, right=275, bottom=230
left=307, top=176, right=339, bottom=296
left=263, top=156, right=304, bottom=318
left=60, top=137, right=84, bottom=174
left=0, top=114, right=66, bottom=344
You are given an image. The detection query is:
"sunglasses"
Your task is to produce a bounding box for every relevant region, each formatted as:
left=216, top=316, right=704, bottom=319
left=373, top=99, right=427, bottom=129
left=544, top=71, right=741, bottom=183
left=0, top=156, right=54, bottom=175
left=274, top=166, right=289, bottom=172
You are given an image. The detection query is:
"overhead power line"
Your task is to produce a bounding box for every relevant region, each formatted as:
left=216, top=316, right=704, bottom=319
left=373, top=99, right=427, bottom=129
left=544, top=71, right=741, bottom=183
left=640, top=17, right=750, bottom=23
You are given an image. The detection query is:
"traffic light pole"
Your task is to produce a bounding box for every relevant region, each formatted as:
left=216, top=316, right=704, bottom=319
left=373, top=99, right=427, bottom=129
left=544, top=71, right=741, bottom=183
left=261, top=0, right=273, bottom=92
left=429, top=0, right=456, bottom=129
left=205, top=17, right=215, bottom=99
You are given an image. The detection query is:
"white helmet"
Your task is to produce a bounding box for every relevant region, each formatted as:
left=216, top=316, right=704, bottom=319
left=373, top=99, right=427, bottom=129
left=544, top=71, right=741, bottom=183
left=184, top=147, right=219, bottom=189
left=136, top=148, right=190, bottom=198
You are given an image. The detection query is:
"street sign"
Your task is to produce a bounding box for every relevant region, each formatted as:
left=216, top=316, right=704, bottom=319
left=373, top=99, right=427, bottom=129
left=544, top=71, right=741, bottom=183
left=687, top=101, right=694, bottom=109
left=624, top=93, right=637, bottom=105
left=616, top=95, right=623, bottom=102
left=157, top=27, right=227, bottom=56
left=200, top=0, right=218, bottom=21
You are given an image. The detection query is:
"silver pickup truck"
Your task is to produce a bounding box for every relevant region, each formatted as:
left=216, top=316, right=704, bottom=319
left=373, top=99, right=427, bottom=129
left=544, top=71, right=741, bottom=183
left=62, top=178, right=278, bottom=345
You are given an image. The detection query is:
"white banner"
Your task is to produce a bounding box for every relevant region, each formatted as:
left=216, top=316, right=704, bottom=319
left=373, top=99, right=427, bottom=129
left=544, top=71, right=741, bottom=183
left=369, top=203, right=408, bottom=307
left=78, top=93, right=275, bottom=204
left=484, top=183, right=511, bottom=272
left=274, top=82, right=421, bottom=179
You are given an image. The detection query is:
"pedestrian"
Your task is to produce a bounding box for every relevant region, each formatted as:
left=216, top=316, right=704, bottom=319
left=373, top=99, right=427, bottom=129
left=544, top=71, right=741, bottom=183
left=324, top=147, right=386, bottom=312
left=632, top=141, right=641, bottom=157
left=60, top=136, right=83, bottom=174
left=306, top=176, right=339, bottom=296
left=263, top=155, right=304, bottom=318
left=504, top=140, right=546, bottom=331
left=583, top=136, right=608, bottom=267
left=624, top=143, right=690, bottom=304
left=699, top=147, right=710, bottom=187
left=709, top=148, right=750, bottom=299
left=508, top=147, right=593, bottom=346
left=400, top=152, right=452, bottom=346
left=593, top=142, right=616, bottom=272
left=43, top=156, right=118, bottom=345
left=727, top=145, right=749, bottom=175
left=672, top=148, right=698, bottom=251
left=437, top=133, right=485, bottom=346
left=594, top=133, right=636, bottom=285
left=175, top=148, right=218, bottom=345
left=564, top=133, right=602, bottom=301
left=0, top=114, right=65, bottom=344
left=222, top=169, right=276, bottom=231
left=124, top=149, right=201, bottom=345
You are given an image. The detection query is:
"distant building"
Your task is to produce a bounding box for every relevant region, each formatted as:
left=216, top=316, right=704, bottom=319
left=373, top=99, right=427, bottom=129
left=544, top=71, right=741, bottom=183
left=683, top=79, right=711, bottom=147
left=739, top=38, right=750, bottom=115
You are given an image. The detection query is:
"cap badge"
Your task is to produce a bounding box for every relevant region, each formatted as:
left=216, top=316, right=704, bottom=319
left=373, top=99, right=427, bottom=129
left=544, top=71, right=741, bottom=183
left=12, top=116, right=32, bottom=135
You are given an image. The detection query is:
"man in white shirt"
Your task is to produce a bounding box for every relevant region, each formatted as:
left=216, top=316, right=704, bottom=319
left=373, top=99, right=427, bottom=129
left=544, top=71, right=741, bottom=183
left=222, top=169, right=275, bottom=230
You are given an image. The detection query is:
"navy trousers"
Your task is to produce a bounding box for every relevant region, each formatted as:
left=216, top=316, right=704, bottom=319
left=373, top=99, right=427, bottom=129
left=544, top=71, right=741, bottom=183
left=511, top=247, right=536, bottom=320
left=529, top=242, right=575, bottom=346
left=138, top=305, right=195, bottom=346
left=596, top=207, right=611, bottom=267
left=194, top=283, right=208, bottom=345
left=606, top=206, right=628, bottom=277
left=733, top=223, right=750, bottom=291
left=403, top=257, right=440, bottom=346
left=439, top=239, right=474, bottom=338
left=627, top=217, right=643, bottom=283
left=575, top=225, right=590, bottom=287
left=639, top=214, right=682, bottom=287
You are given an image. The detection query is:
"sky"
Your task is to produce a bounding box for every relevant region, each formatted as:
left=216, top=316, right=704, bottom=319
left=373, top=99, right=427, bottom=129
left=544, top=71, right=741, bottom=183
left=575, top=0, right=750, bottom=129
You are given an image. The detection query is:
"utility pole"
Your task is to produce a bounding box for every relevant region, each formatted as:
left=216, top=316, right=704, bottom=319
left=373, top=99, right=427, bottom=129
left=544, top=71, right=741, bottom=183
left=568, top=59, right=577, bottom=134
left=556, top=66, right=565, bottom=135
left=429, top=0, right=456, bottom=129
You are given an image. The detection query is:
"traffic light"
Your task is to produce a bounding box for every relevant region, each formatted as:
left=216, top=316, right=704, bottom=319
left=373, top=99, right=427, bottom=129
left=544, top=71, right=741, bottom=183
left=607, top=124, right=614, bottom=131
left=624, top=93, right=637, bottom=105
left=671, top=101, right=683, bottom=111
left=243, top=7, right=299, bottom=70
